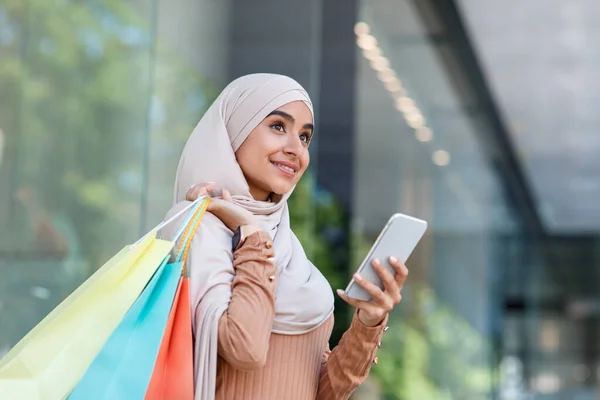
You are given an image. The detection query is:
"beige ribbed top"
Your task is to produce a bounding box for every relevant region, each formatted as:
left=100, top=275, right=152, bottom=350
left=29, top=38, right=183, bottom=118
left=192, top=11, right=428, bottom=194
left=213, top=232, right=387, bottom=400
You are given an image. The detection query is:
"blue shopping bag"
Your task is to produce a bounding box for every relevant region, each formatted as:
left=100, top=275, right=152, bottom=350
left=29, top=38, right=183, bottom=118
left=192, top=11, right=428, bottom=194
left=68, top=198, right=210, bottom=400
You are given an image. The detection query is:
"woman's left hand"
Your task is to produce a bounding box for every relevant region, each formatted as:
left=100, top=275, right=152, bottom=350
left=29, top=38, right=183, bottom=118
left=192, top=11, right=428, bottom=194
left=336, top=257, right=408, bottom=327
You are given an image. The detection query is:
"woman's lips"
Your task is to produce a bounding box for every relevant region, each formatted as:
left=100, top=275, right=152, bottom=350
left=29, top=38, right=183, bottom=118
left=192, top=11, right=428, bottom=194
left=271, top=162, right=296, bottom=177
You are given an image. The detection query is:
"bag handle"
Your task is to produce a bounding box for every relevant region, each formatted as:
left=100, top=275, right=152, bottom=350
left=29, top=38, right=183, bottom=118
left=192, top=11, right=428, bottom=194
left=132, top=197, right=206, bottom=248
left=171, top=200, right=205, bottom=244
left=174, top=197, right=211, bottom=276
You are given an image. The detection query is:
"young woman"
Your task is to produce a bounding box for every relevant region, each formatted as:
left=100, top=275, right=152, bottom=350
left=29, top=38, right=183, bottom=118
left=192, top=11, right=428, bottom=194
left=163, top=73, right=408, bottom=400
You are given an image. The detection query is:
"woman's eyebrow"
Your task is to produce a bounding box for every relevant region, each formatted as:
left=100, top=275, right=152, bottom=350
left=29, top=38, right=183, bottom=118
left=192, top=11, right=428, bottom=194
left=268, top=110, right=313, bottom=131
left=268, top=110, right=295, bottom=124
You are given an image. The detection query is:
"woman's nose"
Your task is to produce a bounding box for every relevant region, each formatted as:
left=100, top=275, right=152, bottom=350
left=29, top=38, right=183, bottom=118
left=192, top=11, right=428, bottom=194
left=283, top=135, right=304, bottom=155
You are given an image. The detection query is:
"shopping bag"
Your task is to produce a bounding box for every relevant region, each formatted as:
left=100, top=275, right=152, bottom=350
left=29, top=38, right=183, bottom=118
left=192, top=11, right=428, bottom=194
left=69, top=197, right=210, bottom=400
left=68, top=257, right=180, bottom=399
left=0, top=233, right=174, bottom=400
left=145, top=278, right=193, bottom=400
left=145, top=199, right=208, bottom=400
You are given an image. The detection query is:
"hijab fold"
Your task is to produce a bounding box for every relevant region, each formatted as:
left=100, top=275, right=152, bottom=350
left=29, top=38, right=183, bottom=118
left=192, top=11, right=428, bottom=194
left=162, top=74, right=335, bottom=400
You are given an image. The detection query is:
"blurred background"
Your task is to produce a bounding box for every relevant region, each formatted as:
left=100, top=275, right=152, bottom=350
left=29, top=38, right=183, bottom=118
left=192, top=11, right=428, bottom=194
left=0, top=0, right=598, bottom=398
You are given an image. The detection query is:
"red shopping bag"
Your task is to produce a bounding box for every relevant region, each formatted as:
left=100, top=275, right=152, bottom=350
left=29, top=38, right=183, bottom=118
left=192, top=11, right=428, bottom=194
left=144, top=277, right=193, bottom=400
left=145, top=199, right=208, bottom=400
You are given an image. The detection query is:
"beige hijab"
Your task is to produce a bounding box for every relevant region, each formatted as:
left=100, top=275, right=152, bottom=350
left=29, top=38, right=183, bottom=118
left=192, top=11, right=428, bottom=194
left=162, top=74, right=335, bottom=400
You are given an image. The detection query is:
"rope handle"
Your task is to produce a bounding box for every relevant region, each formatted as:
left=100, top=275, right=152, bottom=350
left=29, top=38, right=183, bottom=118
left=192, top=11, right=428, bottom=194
left=174, top=197, right=208, bottom=262
left=175, top=197, right=211, bottom=276
left=132, top=196, right=205, bottom=248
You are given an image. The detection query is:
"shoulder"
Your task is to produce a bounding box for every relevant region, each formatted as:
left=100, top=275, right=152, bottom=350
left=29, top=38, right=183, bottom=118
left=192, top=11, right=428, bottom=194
left=197, top=212, right=232, bottom=238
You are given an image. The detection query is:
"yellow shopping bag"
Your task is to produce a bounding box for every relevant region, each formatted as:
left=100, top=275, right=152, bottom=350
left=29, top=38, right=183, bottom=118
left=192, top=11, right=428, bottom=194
left=0, top=232, right=174, bottom=400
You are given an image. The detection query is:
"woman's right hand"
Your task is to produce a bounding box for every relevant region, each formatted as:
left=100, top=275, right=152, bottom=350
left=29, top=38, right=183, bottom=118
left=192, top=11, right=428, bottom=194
left=187, top=182, right=261, bottom=232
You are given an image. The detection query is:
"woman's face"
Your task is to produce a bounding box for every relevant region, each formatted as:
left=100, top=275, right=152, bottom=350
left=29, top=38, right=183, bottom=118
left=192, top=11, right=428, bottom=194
left=236, top=100, right=313, bottom=201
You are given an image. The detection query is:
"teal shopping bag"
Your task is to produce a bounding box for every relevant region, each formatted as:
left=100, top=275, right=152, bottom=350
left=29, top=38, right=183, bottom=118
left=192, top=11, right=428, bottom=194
left=68, top=256, right=182, bottom=400
left=68, top=198, right=209, bottom=400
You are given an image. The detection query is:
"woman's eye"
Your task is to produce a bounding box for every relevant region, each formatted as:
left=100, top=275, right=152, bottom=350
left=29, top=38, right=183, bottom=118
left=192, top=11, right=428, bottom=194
left=300, top=134, right=311, bottom=145
left=271, top=123, right=285, bottom=132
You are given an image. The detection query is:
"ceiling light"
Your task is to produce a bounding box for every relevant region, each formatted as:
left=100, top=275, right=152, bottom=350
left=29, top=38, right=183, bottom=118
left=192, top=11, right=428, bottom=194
left=363, top=47, right=381, bottom=61
left=384, top=79, right=403, bottom=93
left=377, top=68, right=396, bottom=83
left=357, top=34, right=377, bottom=50
left=405, top=111, right=425, bottom=129
left=357, top=27, right=437, bottom=150
left=395, top=96, right=416, bottom=113
left=432, top=150, right=450, bottom=166
left=370, top=56, right=390, bottom=71
left=354, top=22, right=370, bottom=36
left=415, top=127, right=433, bottom=142
left=390, top=89, right=408, bottom=100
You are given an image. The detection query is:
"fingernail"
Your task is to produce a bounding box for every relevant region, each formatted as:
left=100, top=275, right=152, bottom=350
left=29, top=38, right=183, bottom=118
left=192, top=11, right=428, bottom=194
left=354, top=273, right=362, bottom=281
left=207, top=181, right=216, bottom=184
left=336, top=289, right=344, bottom=296
left=373, top=258, right=380, bottom=266
left=390, top=256, right=398, bottom=264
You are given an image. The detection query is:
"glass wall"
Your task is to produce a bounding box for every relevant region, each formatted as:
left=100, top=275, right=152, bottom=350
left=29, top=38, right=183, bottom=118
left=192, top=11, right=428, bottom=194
left=0, top=0, right=529, bottom=399
left=349, top=1, right=522, bottom=399
left=0, top=0, right=231, bottom=351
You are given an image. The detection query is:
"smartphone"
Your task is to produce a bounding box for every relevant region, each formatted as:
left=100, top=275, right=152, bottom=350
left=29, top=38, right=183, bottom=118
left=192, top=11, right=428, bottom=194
left=344, top=213, right=428, bottom=301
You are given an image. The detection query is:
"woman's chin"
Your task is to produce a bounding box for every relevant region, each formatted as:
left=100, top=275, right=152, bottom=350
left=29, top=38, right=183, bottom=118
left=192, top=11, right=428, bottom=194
left=270, top=183, right=295, bottom=196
